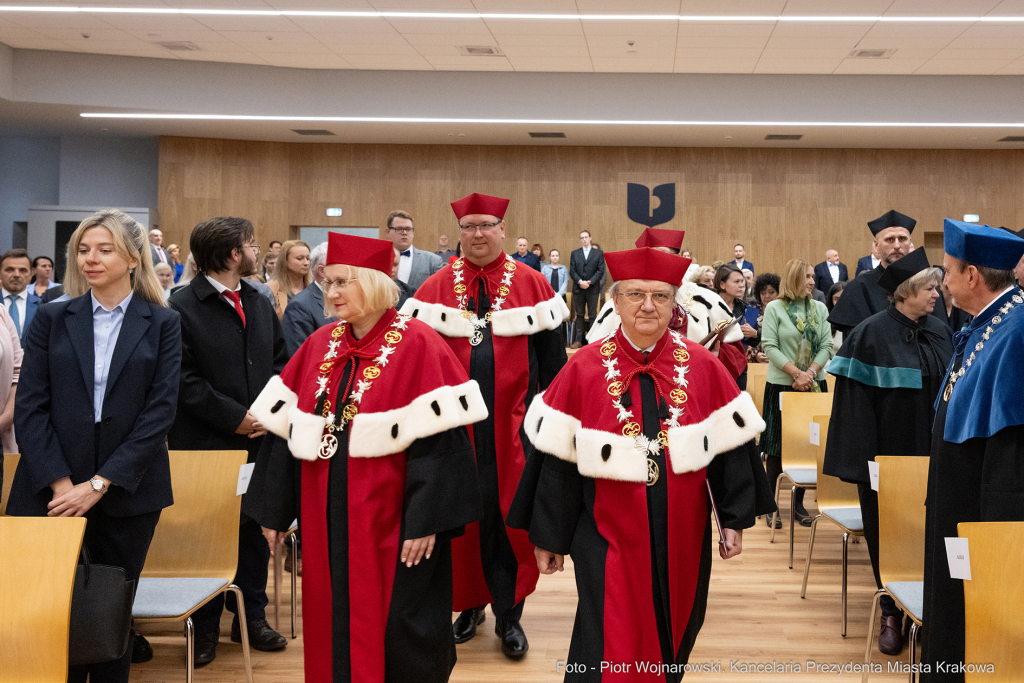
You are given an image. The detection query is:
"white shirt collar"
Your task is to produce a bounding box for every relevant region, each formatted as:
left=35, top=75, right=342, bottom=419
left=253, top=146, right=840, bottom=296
left=975, top=285, right=1017, bottom=318
left=205, top=273, right=241, bottom=295
left=621, top=329, right=657, bottom=354
left=2, top=289, right=25, bottom=301
left=91, top=290, right=133, bottom=314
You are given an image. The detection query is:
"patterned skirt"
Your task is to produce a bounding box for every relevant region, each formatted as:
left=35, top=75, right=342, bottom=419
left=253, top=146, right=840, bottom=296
left=760, top=380, right=828, bottom=458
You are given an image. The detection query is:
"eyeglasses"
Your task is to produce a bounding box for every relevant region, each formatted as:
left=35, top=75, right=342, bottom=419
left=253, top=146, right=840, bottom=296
left=388, top=227, right=414, bottom=234
left=459, top=221, right=502, bottom=232
left=323, top=277, right=358, bottom=290
left=618, top=291, right=674, bottom=305
left=243, top=244, right=260, bottom=255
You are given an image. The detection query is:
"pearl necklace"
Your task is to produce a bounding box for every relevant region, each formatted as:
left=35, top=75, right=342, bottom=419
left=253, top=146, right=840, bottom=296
left=943, top=289, right=1023, bottom=402
left=452, top=254, right=518, bottom=345
left=315, top=313, right=411, bottom=458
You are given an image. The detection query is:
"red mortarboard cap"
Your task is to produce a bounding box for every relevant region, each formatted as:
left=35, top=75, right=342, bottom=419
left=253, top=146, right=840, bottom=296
left=326, top=231, right=394, bottom=275
left=451, top=193, right=510, bottom=220
left=605, top=247, right=692, bottom=287
left=634, top=227, right=685, bottom=251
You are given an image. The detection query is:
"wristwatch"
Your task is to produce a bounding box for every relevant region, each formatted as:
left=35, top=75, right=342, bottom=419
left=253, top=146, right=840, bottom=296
left=89, top=477, right=108, bottom=495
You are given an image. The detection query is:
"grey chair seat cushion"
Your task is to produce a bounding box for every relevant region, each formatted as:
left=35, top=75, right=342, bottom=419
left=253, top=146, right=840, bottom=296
left=822, top=506, right=864, bottom=532
left=886, top=581, right=924, bottom=622
left=133, top=577, right=229, bottom=619
left=783, top=467, right=817, bottom=486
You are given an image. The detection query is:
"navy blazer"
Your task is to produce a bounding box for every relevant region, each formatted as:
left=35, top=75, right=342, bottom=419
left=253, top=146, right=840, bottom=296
left=856, top=255, right=875, bottom=277
left=281, top=281, right=336, bottom=357
left=7, top=293, right=181, bottom=518
left=814, top=260, right=849, bottom=293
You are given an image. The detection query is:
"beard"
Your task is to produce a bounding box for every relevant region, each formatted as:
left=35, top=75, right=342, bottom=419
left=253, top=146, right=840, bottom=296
left=239, top=249, right=258, bottom=277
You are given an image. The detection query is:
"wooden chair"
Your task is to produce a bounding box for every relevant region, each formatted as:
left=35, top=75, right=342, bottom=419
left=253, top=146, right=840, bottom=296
left=272, top=518, right=299, bottom=639
left=746, top=363, right=769, bottom=419
left=1, top=453, right=19, bottom=515
left=958, top=521, right=1024, bottom=683
left=771, top=391, right=834, bottom=570
left=132, top=450, right=254, bottom=683
left=0, top=516, right=86, bottom=683
left=800, top=414, right=864, bottom=637
left=862, top=456, right=929, bottom=683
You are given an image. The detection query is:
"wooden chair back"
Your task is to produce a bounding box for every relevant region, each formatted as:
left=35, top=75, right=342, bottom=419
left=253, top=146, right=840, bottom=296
left=875, top=456, right=929, bottom=586
left=780, top=392, right=834, bottom=471
left=141, top=450, right=248, bottom=580
left=1, top=453, right=18, bottom=516
left=746, top=363, right=769, bottom=417
left=958, top=521, right=1024, bottom=682
left=812, top=415, right=859, bottom=511
left=0, top=516, right=86, bottom=683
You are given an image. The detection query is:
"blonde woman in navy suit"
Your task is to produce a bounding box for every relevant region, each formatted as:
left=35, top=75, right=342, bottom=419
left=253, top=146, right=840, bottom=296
left=6, top=209, right=181, bottom=683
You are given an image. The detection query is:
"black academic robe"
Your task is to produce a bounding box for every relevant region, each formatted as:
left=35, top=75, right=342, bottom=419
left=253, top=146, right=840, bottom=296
left=828, top=265, right=946, bottom=336
left=823, top=306, right=951, bottom=597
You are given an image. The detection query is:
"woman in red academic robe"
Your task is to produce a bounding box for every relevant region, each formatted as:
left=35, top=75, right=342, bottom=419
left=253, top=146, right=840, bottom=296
left=244, top=232, right=485, bottom=683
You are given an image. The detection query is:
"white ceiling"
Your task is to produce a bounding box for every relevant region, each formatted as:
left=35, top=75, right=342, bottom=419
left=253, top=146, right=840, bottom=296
left=2, top=0, right=1024, bottom=74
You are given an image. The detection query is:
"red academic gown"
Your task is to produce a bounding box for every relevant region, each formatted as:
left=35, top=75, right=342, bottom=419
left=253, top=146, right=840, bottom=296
left=246, top=309, right=486, bottom=683
left=508, top=327, right=775, bottom=681
left=403, top=252, right=569, bottom=616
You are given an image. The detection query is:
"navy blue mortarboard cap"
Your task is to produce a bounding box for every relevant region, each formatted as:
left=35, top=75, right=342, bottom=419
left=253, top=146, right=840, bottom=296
left=867, top=210, right=916, bottom=236
left=944, top=219, right=1024, bottom=271
left=878, top=246, right=931, bottom=294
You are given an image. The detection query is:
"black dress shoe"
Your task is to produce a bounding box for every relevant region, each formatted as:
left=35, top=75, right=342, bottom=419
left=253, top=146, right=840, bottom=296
left=453, top=607, right=486, bottom=644
left=494, top=619, right=529, bottom=659
left=193, top=631, right=219, bottom=668
left=231, top=617, right=287, bottom=651
left=131, top=631, right=153, bottom=664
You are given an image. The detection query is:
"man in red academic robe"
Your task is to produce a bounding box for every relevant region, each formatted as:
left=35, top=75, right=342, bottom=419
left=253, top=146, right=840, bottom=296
left=401, top=193, right=569, bottom=659
left=509, top=247, right=776, bottom=681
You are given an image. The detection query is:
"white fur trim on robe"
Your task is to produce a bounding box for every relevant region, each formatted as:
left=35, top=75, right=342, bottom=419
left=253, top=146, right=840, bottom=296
left=250, top=375, right=298, bottom=439
left=666, top=392, right=764, bottom=474
left=400, top=294, right=568, bottom=338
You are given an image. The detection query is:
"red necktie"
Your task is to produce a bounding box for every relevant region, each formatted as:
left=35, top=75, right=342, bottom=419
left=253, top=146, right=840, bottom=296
left=223, top=290, right=245, bottom=327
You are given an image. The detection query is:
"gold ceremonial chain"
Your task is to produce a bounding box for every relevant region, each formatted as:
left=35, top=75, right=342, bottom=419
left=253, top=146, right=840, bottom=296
left=601, top=330, right=691, bottom=485
left=943, top=290, right=1023, bottom=402
left=452, top=255, right=518, bottom=346
left=314, top=314, right=411, bottom=458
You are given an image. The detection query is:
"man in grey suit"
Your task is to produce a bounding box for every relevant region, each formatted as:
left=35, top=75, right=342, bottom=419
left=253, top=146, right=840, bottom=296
left=281, top=241, right=335, bottom=357
left=387, top=210, right=443, bottom=292
left=149, top=228, right=170, bottom=266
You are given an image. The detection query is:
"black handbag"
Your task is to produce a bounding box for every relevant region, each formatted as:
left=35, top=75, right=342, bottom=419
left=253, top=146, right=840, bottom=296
left=68, top=547, right=136, bottom=666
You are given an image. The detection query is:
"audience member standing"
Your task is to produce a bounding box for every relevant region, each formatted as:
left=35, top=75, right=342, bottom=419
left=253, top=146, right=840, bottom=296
left=760, top=259, right=833, bottom=528
left=731, top=243, right=754, bottom=275
left=391, top=247, right=416, bottom=310
left=714, top=264, right=757, bottom=390
left=7, top=209, right=180, bottom=683
left=168, top=217, right=288, bottom=667
left=568, top=230, right=604, bottom=348
left=267, top=241, right=282, bottom=257
left=1, top=249, right=40, bottom=343
left=540, top=249, right=568, bottom=300
left=149, top=228, right=170, bottom=265
left=268, top=240, right=312, bottom=320
left=154, top=263, right=175, bottom=301
left=0, top=301, right=20, bottom=481
left=30, top=256, right=60, bottom=297
left=260, top=253, right=277, bottom=283
left=856, top=243, right=881, bottom=277
left=388, top=210, right=443, bottom=291
left=435, top=234, right=457, bottom=261
left=166, top=244, right=184, bottom=283
left=747, top=273, right=781, bottom=363
left=511, top=237, right=541, bottom=271
left=814, top=250, right=848, bottom=293
left=281, top=241, right=335, bottom=357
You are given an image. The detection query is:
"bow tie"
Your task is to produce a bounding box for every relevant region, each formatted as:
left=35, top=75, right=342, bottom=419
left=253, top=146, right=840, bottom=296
left=952, top=327, right=973, bottom=357
left=400, top=250, right=411, bottom=257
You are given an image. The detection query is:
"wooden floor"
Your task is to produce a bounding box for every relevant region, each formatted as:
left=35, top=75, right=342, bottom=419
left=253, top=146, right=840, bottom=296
left=132, top=491, right=915, bottom=682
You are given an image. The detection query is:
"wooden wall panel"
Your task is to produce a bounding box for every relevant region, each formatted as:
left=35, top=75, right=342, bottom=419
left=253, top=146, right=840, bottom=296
left=158, top=137, right=1024, bottom=278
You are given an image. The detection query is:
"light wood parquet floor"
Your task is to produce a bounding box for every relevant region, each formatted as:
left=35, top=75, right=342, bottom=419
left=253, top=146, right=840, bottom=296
left=132, top=489, right=916, bottom=683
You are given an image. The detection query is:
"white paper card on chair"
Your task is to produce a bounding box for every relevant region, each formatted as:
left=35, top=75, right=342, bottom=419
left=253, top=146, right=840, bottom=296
left=868, top=460, right=880, bottom=491
left=237, top=462, right=255, bottom=496
left=944, top=537, right=971, bottom=580
left=809, top=421, right=820, bottom=446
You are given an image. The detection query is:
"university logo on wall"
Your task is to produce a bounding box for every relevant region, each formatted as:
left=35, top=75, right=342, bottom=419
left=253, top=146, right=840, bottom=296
left=627, top=183, right=676, bottom=228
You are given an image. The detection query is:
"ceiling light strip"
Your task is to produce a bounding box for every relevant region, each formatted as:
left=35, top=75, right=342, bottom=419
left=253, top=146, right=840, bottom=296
left=2, top=6, right=1024, bottom=22
left=79, top=114, right=1024, bottom=128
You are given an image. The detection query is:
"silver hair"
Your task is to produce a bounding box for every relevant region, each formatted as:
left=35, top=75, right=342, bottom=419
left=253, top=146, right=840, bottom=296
left=309, top=241, right=329, bottom=272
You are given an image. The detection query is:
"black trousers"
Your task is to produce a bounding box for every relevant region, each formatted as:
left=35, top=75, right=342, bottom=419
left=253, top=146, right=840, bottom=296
left=68, top=506, right=161, bottom=683
left=192, top=515, right=270, bottom=633
left=572, top=288, right=600, bottom=343
left=857, top=482, right=900, bottom=617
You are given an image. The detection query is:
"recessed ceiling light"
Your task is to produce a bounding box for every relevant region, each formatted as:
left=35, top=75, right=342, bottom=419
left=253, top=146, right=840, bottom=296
left=765, top=134, right=803, bottom=140
left=998, top=136, right=1024, bottom=142
left=849, top=49, right=895, bottom=59
left=80, top=113, right=1024, bottom=129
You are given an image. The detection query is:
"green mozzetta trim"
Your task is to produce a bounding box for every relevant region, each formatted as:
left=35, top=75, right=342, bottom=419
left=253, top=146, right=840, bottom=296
left=828, top=356, right=922, bottom=389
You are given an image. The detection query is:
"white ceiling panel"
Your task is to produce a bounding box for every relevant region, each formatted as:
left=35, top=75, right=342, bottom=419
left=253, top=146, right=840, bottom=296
left=484, top=20, right=584, bottom=36
left=995, top=58, right=1024, bottom=73
left=582, top=21, right=680, bottom=37
left=574, top=0, right=682, bottom=11
left=832, top=58, right=929, bottom=74
left=768, top=23, right=872, bottom=38
left=250, top=41, right=335, bottom=54
left=914, top=58, right=1015, bottom=74
left=676, top=23, right=776, bottom=37
left=0, top=32, right=68, bottom=50
left=759, top=47, right=853, bottom=60
left=32, top=27, right=137, bottom=42
left=935, top=48, right=1024, bottom=59
left=402, top=32, right=498, bottom=45
left=884, top=0, right=1003, bottom=15
left=309, top=30, right=408, bottom=44
left=990, top=0, right=1024, bottom=14
left=472, top=0, right=580, bottom=11
left=192, top=15, right=305, bottom=32
left=274, top=17, right=397, bottom=33
left=754, top=58, right=842, bottom=73
left=882, top=48, right=943, bottom=59
left=781, top=0, right=893, bottom=13
left=384, top=19, right=491, bottom=34
left=266, top=0, right=375, bottom=7
left=675, top=63, right=757, bottom=73
left=585, top=34, right=677, bottom=49
left=675, top=47, right=763, bottom=60
left=341, top=53, right=432, bottom=67
left=220, top=30, right=323, bottom=44
left=854, top=37, right=956, bottom=49
left=499, top=44, right=592, bottom=57
left=678, top=0, right=786, bottom=13
left=330, top=42, right=420, bottom=55
left=427, top=54, right=512, bottom=66
left=122, top=29, right=236, bottom=43
left=8, top=13, right=115, bottom=30
left=675, top=35, right=769, bottom=48
left=370, top=0, right=477, bottom=9
left=953, top=24, right=1024, bottom=37
left=507, top=57, right=594, bottom=69
left=91, top=15, right=213, bottom=32
left=171, top=51, right=268, bottom=64
left=261, top=54, right=352, bottom=68
left=765, top=35, right=862, bottom=49
left=862, top=24, right=971, bottom=38
left=493, top=33, right=588, bottom=46
left=431, top=62, right=514, bottom=70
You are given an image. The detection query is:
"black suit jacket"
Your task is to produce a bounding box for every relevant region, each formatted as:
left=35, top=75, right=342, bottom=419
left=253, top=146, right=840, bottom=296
left=168, top=275, right=286, bottom=462
left=814, top=261, right=849, bottom=293
left=569, top=247, right=605, bottom=294
left=7, top=293, right=181, bottom=517
left=281, top=281, right=335, bottom=357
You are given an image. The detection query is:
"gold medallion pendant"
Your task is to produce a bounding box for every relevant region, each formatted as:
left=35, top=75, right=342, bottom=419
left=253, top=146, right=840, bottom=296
left=647, top=458, right=659, bottom=486
left=319, top=433, right=339, bottom=459
left=622, top=422, right=641, bottom=438
left=470, top=328, right=484, bottom=346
